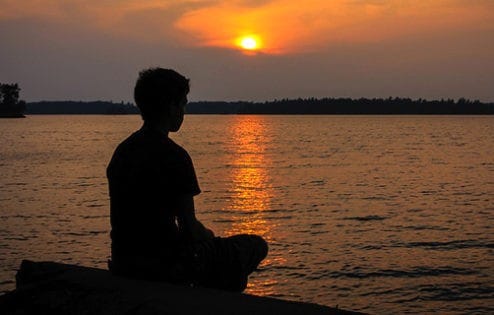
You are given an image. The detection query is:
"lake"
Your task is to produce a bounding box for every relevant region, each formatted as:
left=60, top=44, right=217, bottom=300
left=0, top=115, right=493, bottom=314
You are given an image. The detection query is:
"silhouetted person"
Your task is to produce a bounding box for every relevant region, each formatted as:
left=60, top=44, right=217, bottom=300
left=107, top=68, right=268, bottom=292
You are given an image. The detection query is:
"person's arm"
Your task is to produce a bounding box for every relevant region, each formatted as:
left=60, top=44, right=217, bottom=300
left=175, top=194, right=215, bottom=241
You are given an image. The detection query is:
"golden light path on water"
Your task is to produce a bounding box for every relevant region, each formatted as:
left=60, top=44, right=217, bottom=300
left=223, top=116, right=283, bottom=295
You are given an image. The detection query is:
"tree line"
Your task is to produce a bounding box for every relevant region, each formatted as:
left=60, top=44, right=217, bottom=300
left=4, top=80, right=493, bottom=115
left=26, top=97, right=494, bottom=115
left=186, top=97, right=494, bottom=115
left=27, top=101, right=138, bottom=114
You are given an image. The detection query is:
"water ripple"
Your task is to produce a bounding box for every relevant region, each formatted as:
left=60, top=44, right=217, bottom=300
left=341, top=215, right=388, bottom=222
left=308, top=266, right=477, bottom=280
left=390, top=282, right=494, bottom=303
left=399, top=240, right=494, bottom=250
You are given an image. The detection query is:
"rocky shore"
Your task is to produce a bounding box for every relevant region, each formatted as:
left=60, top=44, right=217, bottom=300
left=0, top=260, right=365, bottom=315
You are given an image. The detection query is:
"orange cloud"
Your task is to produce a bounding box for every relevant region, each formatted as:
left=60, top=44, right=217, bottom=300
left=0, top=1, right=179, bottom=24
left=175, top=0, right=494, bottom=54
left=0, top=1, right=187, bottom=41
left=0, top=0, right=492, bottom=53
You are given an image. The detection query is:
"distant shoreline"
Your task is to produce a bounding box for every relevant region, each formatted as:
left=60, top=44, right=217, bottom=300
left=0, top=113, right=25, bottom=118
left=22, top=113, right=494, bottom=116
left=25, top=98, right=494, bottom=115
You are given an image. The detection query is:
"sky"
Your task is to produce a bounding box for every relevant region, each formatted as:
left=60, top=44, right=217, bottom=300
left=0, top=0, right=493, bottom=102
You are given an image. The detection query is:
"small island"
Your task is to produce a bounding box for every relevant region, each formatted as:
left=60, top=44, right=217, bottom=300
left=0, top=83, right=26, bottom=118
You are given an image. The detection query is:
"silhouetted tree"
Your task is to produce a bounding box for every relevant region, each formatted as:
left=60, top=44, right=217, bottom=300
left=1, top=83, right=20, bottom=105
left=0, top=83, right=26, bottom=117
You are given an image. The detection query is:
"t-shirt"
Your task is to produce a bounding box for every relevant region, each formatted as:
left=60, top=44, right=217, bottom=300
left=107, top=126, right=201, bottom=260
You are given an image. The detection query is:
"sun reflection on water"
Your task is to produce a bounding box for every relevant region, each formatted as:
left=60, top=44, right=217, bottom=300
left=223, top=116, right=278, bottom=295
left=225, top=116, right=275, bottom=236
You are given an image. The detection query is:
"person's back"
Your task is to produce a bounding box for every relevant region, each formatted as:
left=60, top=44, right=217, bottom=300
left=107, top=68, right=268, bottom=291
left=108, top=127, right=200, bottom=269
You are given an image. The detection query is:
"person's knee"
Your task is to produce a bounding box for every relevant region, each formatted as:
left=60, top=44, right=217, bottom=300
left=251, top=235, right=268, bottom=260
left=229, top=234, right=268, bottom=262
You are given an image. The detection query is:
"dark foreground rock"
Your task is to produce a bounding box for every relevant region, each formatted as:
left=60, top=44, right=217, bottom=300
left=0, top=260, right=366, bottom=315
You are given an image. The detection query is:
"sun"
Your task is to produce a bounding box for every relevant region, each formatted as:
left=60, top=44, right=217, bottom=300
left=240, top=37, right=257, bottom=50
left=236, top=35, right=261, bottom=51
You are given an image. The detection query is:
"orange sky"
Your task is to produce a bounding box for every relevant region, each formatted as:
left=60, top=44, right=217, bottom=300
left=1, top=0, right=492, bottom=54
left=175, top=0, right=494, bottom=54
left=0, top=0, right=493, bottom=101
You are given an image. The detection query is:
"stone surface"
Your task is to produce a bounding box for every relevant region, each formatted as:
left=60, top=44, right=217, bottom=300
left=0, top=260, right=366, bottom=315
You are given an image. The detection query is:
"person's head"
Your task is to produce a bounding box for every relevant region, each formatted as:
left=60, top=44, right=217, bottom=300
left=134, top=68, right=189, bottom=132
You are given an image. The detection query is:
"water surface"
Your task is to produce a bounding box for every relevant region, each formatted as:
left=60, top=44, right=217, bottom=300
left=0, top=115, right=493, bottom=314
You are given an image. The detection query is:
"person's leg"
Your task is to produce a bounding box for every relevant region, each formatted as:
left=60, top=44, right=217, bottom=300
left=188, top=234, right=268, bottom=292
left=227, top=234, right=268, bottom=275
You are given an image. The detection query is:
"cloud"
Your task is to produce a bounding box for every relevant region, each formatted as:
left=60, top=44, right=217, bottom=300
left=175, top=0, right=494, bottom=54
left=0, top=1, right=197, bottom=41
left=1, top=0, right=492, bottom=52
left=0, top=0, right=492, bottom=103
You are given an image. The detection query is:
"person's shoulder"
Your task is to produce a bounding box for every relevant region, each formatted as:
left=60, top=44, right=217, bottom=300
left=110, top=129, right=147, bottom=158
left=107, top=129, right=158, bottom=173
left=112, top=131, right=133, bottom=151
left=118, top=128, right=156, bottom=148
left=166, top=138, right=191, bottom=159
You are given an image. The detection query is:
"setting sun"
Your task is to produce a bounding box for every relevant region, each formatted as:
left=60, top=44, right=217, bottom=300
left=237, top=36, right=261, bottom=51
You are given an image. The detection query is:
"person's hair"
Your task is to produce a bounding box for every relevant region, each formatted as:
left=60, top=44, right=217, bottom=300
left=134, top=68, right=190, bottom=122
